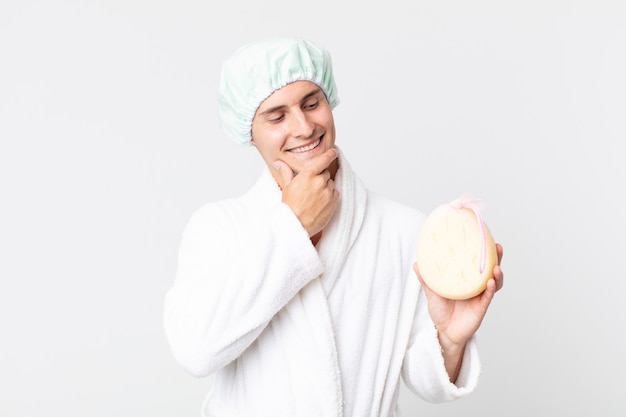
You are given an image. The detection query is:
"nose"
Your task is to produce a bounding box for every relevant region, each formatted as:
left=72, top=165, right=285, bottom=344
left=289, top=109, right=315, bottom=138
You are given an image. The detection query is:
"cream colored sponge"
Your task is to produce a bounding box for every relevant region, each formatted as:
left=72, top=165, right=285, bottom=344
left=416, top=196, right=497, bottom=300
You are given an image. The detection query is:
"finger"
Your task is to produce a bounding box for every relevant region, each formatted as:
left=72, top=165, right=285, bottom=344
left=493, top=264, right=504, bottom=292
left=313, top=169, right=332, bottom=190
left=496, top=243, right=503, bottom=265
left=480, top=278, right=497, bottom=308
left=304, top=147, right=338, bottom=175
left=273, top=160, right=295, bottom=187
left=326, top=177, right=338, bottom=195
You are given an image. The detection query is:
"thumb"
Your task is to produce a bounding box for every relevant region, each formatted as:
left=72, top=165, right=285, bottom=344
left=273, top=160, right=294, bottom=188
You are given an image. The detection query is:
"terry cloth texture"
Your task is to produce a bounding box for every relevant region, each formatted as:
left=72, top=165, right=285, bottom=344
left=163, top=148, right=481, bottom=417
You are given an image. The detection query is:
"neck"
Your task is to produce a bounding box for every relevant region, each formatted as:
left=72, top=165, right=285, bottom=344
left=328, top=158, right=339, bottom=181
left=310, top=231, right=322, bottom=246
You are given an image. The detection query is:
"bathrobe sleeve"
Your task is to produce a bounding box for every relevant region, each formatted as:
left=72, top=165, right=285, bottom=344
left=163, top=200, right=324, bottom=378
left=401, top=283, right=481, bottom=402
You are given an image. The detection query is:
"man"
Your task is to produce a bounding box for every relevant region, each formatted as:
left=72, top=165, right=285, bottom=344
left=164, top=37, right=504, bottom=417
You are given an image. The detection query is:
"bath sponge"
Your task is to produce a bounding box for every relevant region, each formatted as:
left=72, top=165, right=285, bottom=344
left=416, top=196, right=497, bottom=300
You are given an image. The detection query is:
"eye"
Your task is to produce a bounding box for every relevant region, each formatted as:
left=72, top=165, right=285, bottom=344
left=303, top=99, right=319, bottom=110
left=267, top=113, right=284, bottom=123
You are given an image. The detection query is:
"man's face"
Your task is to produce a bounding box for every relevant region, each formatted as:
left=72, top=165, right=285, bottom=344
left=251, top=80, right=336, bottom=179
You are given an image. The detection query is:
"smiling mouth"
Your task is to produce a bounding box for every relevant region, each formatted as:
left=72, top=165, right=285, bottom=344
left=288, top=137, right=322, bottom=154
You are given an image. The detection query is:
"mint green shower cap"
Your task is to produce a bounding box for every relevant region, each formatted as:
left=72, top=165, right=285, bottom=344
left=218, top=37, right=340, bottom=146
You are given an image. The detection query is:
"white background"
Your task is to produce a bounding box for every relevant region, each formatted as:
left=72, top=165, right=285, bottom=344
left=1, top=0, right=624, bottom=416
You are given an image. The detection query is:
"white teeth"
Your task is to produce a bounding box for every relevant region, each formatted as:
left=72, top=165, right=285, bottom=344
left=289, top=138, right=321, bottom=153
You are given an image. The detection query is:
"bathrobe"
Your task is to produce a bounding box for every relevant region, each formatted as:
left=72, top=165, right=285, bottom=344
left=163, top=150, right=481, bottom=417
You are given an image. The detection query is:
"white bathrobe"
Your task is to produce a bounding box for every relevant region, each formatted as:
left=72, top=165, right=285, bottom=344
left=163, top=150, right=481, bottom=417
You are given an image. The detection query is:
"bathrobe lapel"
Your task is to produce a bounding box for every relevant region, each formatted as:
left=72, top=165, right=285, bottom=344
left=310, top=149, right=367, bottom=414
left=317, top=149, right=367, bottom=294
left=251, top=148, right=366, bottom=416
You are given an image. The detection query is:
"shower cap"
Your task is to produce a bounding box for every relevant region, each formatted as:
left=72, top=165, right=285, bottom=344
left=217, top=37, right=340, bottom=146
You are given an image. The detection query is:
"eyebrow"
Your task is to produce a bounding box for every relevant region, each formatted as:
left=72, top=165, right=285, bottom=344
left=257, top=87, right=323, bottom=116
